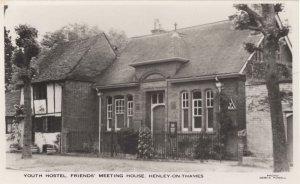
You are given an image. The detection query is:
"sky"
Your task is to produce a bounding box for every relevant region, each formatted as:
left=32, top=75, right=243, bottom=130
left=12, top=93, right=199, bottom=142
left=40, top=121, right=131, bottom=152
left=3, top=1, right=298, bottom=46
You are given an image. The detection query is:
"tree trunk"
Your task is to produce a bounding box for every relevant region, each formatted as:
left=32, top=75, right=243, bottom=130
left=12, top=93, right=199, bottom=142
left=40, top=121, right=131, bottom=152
left=21, top=81, right=32, bottom=159
left=262, top=5, right=289, bottom=172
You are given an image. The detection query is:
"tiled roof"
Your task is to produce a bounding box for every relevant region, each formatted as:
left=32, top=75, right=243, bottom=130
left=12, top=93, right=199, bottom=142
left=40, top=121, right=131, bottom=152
left=33, top=33, right=116, bottom=83
left=95, top=20, right=262, bottom=87
left=5, top=90, right=20, bottom=116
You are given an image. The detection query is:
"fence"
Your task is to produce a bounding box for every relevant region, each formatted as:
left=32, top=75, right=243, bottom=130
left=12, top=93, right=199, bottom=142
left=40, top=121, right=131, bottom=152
left=67, top=130, right=219, bottom=160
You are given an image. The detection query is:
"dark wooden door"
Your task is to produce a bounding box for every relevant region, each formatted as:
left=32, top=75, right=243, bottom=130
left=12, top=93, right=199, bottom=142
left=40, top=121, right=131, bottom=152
left=153, top=105, right=165, bottom=133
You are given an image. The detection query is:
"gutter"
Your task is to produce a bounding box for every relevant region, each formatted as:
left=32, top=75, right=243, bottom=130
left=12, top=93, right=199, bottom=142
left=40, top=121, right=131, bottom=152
left=129, top=57, right=189, bottom=67
left=95, top=82, right=139, bottom=90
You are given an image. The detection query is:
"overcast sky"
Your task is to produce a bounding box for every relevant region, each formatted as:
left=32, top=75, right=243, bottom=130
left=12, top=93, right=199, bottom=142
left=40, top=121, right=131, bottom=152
left=3, top=1, right=298, bottom=45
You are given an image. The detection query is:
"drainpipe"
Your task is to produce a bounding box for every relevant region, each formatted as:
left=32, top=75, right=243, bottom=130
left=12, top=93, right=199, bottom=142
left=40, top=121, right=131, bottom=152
left=96, top=88, right=103, bottom=155
left=215, top=76, right=223, bottom=162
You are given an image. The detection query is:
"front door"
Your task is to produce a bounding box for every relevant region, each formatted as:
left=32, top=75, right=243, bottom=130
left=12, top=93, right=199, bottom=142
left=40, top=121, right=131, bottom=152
left=152, top=105, right=165, bottom=133
left=150, top=91, right=165, bottom=133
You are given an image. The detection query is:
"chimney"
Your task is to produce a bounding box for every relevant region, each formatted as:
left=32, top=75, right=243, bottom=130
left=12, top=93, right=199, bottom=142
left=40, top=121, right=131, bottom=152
left=151, top=19, right=166, bottom=34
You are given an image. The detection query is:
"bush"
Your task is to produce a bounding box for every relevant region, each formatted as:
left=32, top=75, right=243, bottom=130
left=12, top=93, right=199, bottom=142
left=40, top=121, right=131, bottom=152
left=117, top=128, right=139, bottom=154
left=137, top=126, right=154, bottom=159
left=194, top=134, right=212, bottom=161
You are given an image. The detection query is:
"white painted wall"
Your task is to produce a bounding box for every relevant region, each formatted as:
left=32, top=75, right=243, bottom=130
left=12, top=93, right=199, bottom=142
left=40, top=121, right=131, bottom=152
left=34, top=132, right=61, bottom=153
left=54, top=84, right=62, bottom=113
left=47, top=84, right=55, bottom=113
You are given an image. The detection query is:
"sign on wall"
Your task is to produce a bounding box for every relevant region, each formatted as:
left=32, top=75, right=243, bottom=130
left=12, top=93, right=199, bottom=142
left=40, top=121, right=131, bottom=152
left=169, top=122, right=177, bottom=137
left=228, top=98, right=236, bottom=111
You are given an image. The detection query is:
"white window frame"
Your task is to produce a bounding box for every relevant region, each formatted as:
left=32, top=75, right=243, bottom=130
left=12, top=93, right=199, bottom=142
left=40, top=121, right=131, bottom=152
left=107, top=98, right=112, bottom=131
left=115, top=98, right=125, bottom=131
left=192, top=91, right=202, bottom=132
left=127, top=99, right=133, bottom=128
left=151, top=92, right=164, bottom=105
left=181, top=92, right=189, bottom=132
left=206, top=90, right=214, bottom=132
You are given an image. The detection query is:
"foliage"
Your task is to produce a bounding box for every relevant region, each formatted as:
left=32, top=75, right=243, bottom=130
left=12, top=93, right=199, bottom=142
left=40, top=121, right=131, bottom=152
left=178, top=137, right=193, bottom=153
left=117, top=128, right=139, bottom=154
left=194, top=134, right=212, bottom=161
left=137, top=126, right=154, bottom=159
left=107, top=28, right=129, bottom=53
left=231, top=4, right=290, bottom=172
left=4, top=27, right=15, bottom=91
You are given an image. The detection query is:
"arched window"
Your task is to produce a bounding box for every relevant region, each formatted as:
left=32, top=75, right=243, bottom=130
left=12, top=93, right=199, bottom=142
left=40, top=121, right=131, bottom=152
left=115, top=96, right=125, bottom=131
left=127, top=95, right=134, bottom=128
left=106, top=96, right=112, bottom=131
left=192, top=91, right=202, bottom=132
left=181, top=91, right=189, bottom=131
left=206, top=90, right=214, bottom=132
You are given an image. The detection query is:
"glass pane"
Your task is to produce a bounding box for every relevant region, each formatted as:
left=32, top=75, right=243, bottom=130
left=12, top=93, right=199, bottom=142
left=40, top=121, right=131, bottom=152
left=152, top=94, right=157, bottom=104
left=194, top=108, right=197, bottom=115
left=108, top=119, right=112, bottom=128
left=158, top=93, right=164, bottom=103
left=194, top=117, right=202, bottom=128
left=208, top=108, right=213, bottom=128
left=183, top=109, right=188, bottom=128
left=117, top=114, right=124, bottom=128
left=198, top=108, right=202, bottom=115
left=128, top=95, right=133, bottom=101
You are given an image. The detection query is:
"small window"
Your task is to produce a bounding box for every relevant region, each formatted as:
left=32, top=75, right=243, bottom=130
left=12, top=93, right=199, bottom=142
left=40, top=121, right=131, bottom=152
left=33, top=84, right=47, bottom=100
left=192, top=91, right=202, bottom=131
left=181, top=92, right=189, bottom=131
left=206, top=90, right=214, bottom=132
left=6, top=117, right=14, bottom=134
left=107, top=96, right=112, bottom=131
left=151, top=92, right=164, bottom=105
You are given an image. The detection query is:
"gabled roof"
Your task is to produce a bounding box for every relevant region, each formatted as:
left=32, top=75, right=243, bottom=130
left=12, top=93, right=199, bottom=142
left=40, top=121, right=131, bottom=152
left=33, top=33, right=116, bottom=83
left=5, top=90, right=20, bottom=116
left=95, top=20, right=261, bottom=87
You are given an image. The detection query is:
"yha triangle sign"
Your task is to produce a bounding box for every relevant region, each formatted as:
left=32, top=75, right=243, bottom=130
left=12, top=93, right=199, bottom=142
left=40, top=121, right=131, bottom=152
left=227, top=98, right=236, bottom=111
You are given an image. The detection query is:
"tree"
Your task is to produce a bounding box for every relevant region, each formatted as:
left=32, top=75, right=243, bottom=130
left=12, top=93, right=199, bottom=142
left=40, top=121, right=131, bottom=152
left=4, top=27, right=14, bottom=91
left=231, top=4, right=289, bottom=172
left=107, top=28, right=128, bottom=53
left=12, top=24, right=40, bottom=159
left=40, top=23, right=128, bottom=52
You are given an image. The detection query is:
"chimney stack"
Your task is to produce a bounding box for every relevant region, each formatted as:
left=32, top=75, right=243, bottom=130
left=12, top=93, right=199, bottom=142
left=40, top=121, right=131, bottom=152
left=151, top=19, right=166, bottom=34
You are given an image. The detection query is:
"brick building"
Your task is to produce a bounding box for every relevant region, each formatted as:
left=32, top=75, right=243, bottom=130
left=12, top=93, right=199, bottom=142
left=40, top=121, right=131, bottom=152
left=8, top=15, right=292, bottom=162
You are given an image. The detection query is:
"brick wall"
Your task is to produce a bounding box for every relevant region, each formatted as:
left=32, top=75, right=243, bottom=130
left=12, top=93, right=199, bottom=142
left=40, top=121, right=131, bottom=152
left=245, top=82, right=292, bottom=158
left=61, top=80, right=99, bottom=152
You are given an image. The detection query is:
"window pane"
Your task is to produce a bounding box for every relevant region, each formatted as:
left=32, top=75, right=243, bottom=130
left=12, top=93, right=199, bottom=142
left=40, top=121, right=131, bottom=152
left=158, top=93, right=164, bottom=103
left=207, top=108, right=213, bottom=129
left=183, top=109, right=188, bottom=128
left=194, top=117, right=202, bottom=128
left=108, top=119, right=112, bottom=129
left=47, top=117, right=61, bottom=132
left=128, top=116, right=133, bottom=128
left=152, top=94, right=157, bottom=104
left=116, top=114, right=124, bottom=129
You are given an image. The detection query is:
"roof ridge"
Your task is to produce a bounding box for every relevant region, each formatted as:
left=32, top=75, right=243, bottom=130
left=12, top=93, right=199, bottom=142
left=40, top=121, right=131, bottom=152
left=131, top=19, right=230, bottom=39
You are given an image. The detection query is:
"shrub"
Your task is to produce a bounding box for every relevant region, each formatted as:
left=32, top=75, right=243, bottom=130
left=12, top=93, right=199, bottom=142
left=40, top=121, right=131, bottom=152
left=117, top=128, right=138, bottom=154
left=194, top=134, right=212, bottom=161
left=137, top=126, right=154, bottom=159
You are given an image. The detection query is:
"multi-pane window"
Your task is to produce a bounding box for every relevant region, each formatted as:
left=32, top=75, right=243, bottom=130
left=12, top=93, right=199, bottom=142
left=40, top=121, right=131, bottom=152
left=152, top=92, right=164, bottom=104
left=107, top=97, right=112, bottom=131
left=206, top=90, right=214, bottom=132
left=181, top=92, right=189, bottom=131
left=34, top=116, right=61, bottom=133
left=127, top=95, right=134, bottom=128
left=115, top=97, right=125, bottom=130
left=192, top=91, right=202, bottom=131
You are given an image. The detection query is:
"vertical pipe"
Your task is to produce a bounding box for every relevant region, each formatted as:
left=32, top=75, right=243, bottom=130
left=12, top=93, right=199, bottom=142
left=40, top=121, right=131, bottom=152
left=97, top=89, right=102, bottom=155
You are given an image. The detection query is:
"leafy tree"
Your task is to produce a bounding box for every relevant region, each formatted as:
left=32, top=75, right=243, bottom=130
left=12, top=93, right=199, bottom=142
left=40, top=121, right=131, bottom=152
left=107, top=28, right=128, bottom=53
left=4, top=27, right=14, bottom=91
left=12, top=24, right=40, bottom=159
left=41, top=23, right=128, bottom=52
left=231, top=4, right=289, bottom=172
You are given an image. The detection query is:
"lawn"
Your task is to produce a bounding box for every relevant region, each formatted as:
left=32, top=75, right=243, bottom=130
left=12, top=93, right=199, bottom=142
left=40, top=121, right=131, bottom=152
left=6, top=153, right=271, bottom=172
